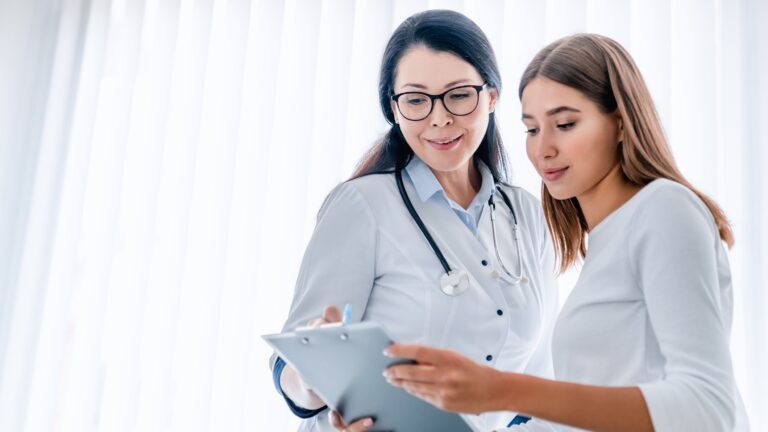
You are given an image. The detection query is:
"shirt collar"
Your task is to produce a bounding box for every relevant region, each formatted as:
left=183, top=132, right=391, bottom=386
left=403, top=156, right=496, bottom=207
left=470, top=160, right=496, bottom=210
left=404, top=156, right=444, bottom=203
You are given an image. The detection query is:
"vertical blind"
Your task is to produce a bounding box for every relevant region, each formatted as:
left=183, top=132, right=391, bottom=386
left=0, top=0, right=765, bottom=431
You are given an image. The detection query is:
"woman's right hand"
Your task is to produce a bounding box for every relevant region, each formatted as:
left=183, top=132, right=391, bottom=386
left=278, top=306, right=344, bottom=410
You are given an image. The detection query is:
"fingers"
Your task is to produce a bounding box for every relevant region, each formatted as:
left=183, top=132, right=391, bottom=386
left=393, top=379, right=440, bottom=396
left=328, top=411, right=345, bottom=430
left=306, top=317, right=325, bottom=328
left=385, top=363, right=439, bottom=383
left=329, top=411, right=374, bottom=432
left=323, top=305, right=342, bottom=323
left=346, top=418, right=374, bottom=431
left=384, top=343, right=448, bottom=365
left=306, top=305, right=342, bottom=328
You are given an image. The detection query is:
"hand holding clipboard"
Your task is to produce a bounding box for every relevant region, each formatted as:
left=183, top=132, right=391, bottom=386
left=264, top=305, right=473, bottom=432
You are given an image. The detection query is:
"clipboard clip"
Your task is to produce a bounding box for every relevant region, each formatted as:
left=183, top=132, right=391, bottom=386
left=294, top=325, right=351, bottom=345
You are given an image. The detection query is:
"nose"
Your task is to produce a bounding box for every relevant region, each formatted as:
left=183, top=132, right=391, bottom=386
left=429, top=99, right=453, bottom=127
left=531, top=129, right=557, bottom=161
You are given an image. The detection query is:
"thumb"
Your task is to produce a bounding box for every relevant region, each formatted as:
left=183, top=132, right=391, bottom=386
left=323, top=305, right=342, bottom=323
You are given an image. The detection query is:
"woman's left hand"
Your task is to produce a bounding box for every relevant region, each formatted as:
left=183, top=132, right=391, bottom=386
left=383, top=344, right=506, bottom=415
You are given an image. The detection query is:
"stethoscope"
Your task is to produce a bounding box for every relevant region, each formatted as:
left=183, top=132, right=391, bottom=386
left=395, top=169, right=528, bottom=296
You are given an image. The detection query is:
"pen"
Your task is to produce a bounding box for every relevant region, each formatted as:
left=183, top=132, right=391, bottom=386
left=342, top=303, right=352, bottom=326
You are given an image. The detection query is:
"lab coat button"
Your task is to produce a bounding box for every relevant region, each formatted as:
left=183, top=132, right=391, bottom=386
left=496, top=309, right=503, bottom=316
left=485, top=355, right=493, bottom=362
left=481, top=259, right=488, bottom=266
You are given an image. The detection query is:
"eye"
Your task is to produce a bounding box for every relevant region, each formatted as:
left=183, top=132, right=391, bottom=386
left=557, top=122, right=575, bottom=130
left=525, top=127, right=539, bottom=136
left=448, top=91, right=471, bottom=100
left=406, top=96, right=428, bottom=106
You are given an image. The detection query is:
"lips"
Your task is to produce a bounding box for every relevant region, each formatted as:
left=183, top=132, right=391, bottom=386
left=542, top=167, right=568, bottom=182
left=425, top=134, right=463, bottom=151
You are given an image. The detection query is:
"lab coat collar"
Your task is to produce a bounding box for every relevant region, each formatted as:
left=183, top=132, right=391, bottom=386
left=398, top=172, right=506, bottom=304
left=404, top=156, right=496, bottom=208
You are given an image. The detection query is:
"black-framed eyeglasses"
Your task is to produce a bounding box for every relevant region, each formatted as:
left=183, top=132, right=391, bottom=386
left=391, top=84, right=488, bottom=121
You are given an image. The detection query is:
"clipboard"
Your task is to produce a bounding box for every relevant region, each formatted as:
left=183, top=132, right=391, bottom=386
left=263, top=321, right=473, bottom=432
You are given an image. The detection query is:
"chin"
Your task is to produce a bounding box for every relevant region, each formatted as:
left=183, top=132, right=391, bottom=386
left=544, top=184, right=576, bottom=201
left=420, top=154, right=470, bottom=173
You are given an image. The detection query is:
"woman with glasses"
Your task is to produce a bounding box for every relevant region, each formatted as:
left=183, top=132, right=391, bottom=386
left=269, top=9, right=558, bottom=432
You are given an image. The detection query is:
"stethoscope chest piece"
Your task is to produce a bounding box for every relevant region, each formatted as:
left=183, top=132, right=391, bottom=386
left=440, top=269, right=470, bottom=296
left=396, top=167, right=528, bottom=296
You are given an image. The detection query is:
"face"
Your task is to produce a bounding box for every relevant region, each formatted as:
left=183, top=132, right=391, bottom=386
left=521, top=77, right=622, bottom=200
left=391, top=46, right=497, bottom=174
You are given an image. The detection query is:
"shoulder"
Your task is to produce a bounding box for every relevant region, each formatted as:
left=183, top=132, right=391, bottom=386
left=343, top=172, right=397, bottom=194
left=628, top=179, right=719, bottom=245
left=319, top=173, right=397, bottom=219
left=497, top=182, right=544, bottom=219
left=633, top=179, right=713, bottom=226
left=496, top=183, right=550, bottom=246
left=497, top=181, right=539, bottom=204
left=636, top=178, right=697, bottom=203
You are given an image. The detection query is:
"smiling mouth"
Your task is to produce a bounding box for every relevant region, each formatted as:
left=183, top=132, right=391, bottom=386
left=542, top=167, right=569, bottom=181
left=426, top=135, right=462, bottom=146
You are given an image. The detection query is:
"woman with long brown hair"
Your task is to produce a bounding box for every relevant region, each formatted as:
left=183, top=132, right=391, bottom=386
left=384, top=34, right=748, bottom=431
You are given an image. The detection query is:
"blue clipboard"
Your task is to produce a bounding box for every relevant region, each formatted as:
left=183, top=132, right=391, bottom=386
left=263, top=321, right=473, bottom=432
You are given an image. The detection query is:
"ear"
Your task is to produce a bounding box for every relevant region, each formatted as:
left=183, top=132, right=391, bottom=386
left=391, top=100, right=400, bottom=124
left=616, top=114, right=624, bottom=142
left=488, top=87, right=499, bottom=113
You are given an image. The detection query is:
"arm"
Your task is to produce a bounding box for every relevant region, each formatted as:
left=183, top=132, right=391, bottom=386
left=499, top=373, right=651, bottom=431
left=277, top=307, right=343, bottom=410
left=630, top=185, right=737, bottom=431
left=270, top=182, right=378, bottom=414
left=384, top=345, right=653, bottom=432
left=276, top=306, right=375, bottom=430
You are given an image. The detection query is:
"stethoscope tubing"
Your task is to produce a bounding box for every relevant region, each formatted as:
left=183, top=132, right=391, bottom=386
left=395, top=168, right=522, bottom=281
left=396, top=169, right=453, bottom=274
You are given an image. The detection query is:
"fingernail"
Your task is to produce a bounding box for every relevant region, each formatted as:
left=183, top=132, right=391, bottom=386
left=363, top=418, right=373, bottom=427
left=382, top=349, right=392, bottom=357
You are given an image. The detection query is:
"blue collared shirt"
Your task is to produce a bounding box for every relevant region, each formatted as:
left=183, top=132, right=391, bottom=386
left=403, top=156, right=496, bottom=236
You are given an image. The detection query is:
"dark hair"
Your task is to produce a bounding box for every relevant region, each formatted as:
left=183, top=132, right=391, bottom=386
left=350, top=9, right=510, bottom=182
left=518, top=33, right=733, bottom=273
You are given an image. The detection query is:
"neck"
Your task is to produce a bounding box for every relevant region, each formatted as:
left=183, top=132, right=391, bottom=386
left=577, top=164, right=641, bottom=231
left=431, top=160, right=481, bottom=209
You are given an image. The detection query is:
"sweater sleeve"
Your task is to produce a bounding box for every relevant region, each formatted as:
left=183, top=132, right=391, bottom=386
left=631, top=183, right=737, bottom=431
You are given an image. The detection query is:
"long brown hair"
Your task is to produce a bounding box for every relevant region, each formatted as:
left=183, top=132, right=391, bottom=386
left=519, top=34, right=733, bottom=273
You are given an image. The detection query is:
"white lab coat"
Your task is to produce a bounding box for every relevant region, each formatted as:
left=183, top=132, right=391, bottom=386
left=271, top=164, right=558, bottom=432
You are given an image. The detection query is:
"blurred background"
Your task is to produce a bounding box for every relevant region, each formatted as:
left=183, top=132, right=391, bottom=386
left=0, top=0, right=766, bottom=430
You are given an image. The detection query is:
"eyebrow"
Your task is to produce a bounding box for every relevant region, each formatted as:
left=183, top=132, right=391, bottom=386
left=521, top=106, right=581, bottom=120
left=401, top=79, right=472, bottom=91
